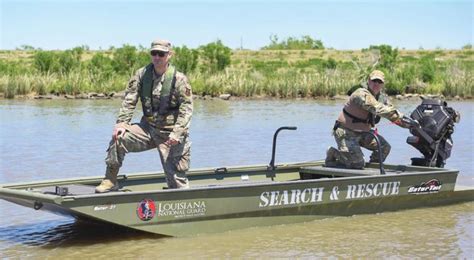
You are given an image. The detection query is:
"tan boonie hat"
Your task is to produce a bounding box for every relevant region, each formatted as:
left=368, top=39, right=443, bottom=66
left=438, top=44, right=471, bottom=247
left=150, top=39, right=171, bottom=52
left=369, top=70, right=385, bottom=83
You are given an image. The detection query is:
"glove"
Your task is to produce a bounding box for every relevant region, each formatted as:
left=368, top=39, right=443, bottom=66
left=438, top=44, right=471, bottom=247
left=399, top=115, right=419, bottom=129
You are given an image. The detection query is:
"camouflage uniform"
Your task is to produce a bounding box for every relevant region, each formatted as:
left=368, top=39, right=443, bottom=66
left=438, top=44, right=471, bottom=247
left=326, top=80, right=403, bottom=169
left=103, top=64, right=193, bottom=189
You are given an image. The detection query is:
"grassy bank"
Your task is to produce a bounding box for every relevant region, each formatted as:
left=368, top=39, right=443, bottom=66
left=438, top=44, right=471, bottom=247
left=1, top=46, right=473, bottom=99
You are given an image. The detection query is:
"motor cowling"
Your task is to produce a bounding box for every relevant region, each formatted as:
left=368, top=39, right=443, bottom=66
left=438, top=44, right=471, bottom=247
left=406, top=98, right=460, bottom=168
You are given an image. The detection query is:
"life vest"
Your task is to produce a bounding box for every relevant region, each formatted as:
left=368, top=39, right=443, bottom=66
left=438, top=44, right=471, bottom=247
left=337, top=87, right=380, bottom=132
left=139, top=64, right=177, bottom=120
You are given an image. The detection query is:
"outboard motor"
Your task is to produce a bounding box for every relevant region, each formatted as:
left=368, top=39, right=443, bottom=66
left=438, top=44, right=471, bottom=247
left=406, top=98, right=460, bottom=168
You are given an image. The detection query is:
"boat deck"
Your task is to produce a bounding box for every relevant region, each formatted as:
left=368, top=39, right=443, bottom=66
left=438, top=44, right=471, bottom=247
left=1, top=161, right=451, bottom=197
left=27, top=164, right=424, bottom=196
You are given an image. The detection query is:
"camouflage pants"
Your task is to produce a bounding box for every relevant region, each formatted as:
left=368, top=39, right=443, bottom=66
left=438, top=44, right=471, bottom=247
left=330, top=127, right=391, bottom=169
left=105, top=119, right=190, bottom=189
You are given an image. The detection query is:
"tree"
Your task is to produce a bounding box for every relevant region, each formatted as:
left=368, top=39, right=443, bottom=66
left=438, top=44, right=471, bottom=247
left=262, top=35, right=324, bottom=50
left=18, top=45, right=35, bottom=50
left=461, top=44, right=472, bottom=50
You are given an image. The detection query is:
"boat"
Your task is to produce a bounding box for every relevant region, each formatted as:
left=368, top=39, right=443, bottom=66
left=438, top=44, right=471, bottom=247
left=0, top=159, right=472, bottom=237
left=1, top=98, right=472, bottom=237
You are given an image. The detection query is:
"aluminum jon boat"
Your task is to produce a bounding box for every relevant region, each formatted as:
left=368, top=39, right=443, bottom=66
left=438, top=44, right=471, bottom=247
left=0, top=99, right=471, bottom=236
left=0, top=126, right=472, bottom=237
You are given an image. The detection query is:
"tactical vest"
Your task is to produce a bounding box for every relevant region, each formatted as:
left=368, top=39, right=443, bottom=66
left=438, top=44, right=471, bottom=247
left=139, top=64, right=177, bottom=120
left=337, top=88, right=379, bottom=132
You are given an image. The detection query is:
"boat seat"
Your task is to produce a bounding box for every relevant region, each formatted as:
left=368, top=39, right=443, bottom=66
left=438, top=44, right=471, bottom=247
left=299, top=165, right=383, bottom=179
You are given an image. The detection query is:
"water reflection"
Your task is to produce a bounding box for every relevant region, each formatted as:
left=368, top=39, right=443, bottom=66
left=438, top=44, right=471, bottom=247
left=0, top=219, right=160, bottom=247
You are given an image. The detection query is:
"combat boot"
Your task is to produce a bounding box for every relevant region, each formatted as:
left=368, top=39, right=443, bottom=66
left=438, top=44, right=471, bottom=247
left=95, top=179, right=119, bottom=193
left=324, top=146, right=339, bottom=167
left=95, top=166, right=119, bottom=193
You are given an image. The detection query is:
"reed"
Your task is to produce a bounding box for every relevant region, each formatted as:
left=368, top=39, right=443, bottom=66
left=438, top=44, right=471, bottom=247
left=0, top=48, right=473, bottom=99
left=442, top=62, right=474, bottom=97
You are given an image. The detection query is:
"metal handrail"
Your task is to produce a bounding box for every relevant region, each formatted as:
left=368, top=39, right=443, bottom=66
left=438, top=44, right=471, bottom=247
left=267, top=126, right=297, bottom=180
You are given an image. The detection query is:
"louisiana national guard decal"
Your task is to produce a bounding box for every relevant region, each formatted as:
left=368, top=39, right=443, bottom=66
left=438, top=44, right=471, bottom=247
left=137, top=199, right=156, bottom=221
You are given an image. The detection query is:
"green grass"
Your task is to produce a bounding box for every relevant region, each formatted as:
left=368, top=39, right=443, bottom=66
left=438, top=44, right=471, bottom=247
left=0, top=49, right=473, bottom=99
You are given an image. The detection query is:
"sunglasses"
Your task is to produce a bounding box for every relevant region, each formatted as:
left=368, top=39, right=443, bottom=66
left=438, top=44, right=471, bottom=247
left=371, top=79, right=384, bottom=84
left=150, top=51, right=168, bottom=57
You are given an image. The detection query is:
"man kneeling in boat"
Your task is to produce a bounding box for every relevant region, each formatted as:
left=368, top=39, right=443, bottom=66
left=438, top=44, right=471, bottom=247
left=96, top=39, right=193, bottom=193
left=325, top=70, right=410, bottom=169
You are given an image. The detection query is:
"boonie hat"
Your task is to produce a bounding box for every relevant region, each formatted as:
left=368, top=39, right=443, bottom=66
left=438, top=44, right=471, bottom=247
left=369, top=70, right=385, bottom=83
left=150, top=39, right=171, bottom=52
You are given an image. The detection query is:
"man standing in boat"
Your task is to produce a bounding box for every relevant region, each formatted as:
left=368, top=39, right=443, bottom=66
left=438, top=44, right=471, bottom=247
left=325, top=70, right=409, bottom=169
left=96, top=39, right=193, bottom=193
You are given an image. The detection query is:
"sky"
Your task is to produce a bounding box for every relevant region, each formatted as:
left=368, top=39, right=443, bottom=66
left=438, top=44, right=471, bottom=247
left=0, top=0, right=472, bottom=50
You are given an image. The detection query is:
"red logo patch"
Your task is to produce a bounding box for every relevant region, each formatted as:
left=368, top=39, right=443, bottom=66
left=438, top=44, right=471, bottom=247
left=137, top=199, right=156, bottom=221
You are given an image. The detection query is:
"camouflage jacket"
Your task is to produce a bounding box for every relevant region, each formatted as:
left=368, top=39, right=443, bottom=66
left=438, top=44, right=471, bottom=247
left=337, top=86, right=402, bottom=131
left=116, top=64, right=193, bottom=141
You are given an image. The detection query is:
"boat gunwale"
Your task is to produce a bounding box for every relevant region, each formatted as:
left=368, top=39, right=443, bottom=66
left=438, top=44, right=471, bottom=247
left=0, top=160, right=452, bottom=189
left=0, top=161, right=320, bottom=189
left=67, top=167, right=459, bottom=199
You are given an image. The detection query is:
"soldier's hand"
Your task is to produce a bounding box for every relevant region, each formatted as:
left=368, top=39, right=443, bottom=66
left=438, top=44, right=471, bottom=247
left=113, top=126, right=126, bottom=141
left=165, top=137, right=179, bottom=146
left=395, top=116, right=418, bottom=129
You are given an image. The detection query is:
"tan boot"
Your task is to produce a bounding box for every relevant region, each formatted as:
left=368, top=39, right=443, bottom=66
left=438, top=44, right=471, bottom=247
left=95, top=179, right=119, bottom=193
left=176, top=175, right=189, bottom=189
left=95, top=166, right=119, bottom=193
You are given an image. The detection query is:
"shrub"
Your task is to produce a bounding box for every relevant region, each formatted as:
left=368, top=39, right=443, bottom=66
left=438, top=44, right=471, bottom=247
left=198, top=40, right=231, bottom=73
left=419, top=54, right=436, bottom=83
left=89, top=52, right=114, bottom=76
left=57, top=50, right=81, bottom=75
left=0, top=60, right=30, bottom=75
left=172, top=46, right=199, bottom=74
left=398, top=64, right=417, bottom=90
left=113, top=45, right=143, bottom=75
left=369, top=45, right=398, bottom=72
left=325, top=58, right=337, bottom=69
left=34, top=51, right=56, bottom=73
left=251, top=60, right=288, bottom=75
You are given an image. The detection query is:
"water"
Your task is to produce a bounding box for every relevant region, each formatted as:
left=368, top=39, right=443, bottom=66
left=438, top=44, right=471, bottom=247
left=0, top=99, right=473, bottom=258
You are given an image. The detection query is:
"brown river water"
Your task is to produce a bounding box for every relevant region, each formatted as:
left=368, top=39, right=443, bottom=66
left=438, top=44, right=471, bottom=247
left=0, top=99, right=472, bottom=258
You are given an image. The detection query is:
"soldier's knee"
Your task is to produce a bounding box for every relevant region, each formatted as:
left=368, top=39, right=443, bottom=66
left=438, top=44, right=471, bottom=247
left=105, top=157, right=122, bottom=168
left=170, top=141, right=191, bottom=172
left=173, top=150, right=190, bottom=172
left=105, top=143, right=125, bottom=168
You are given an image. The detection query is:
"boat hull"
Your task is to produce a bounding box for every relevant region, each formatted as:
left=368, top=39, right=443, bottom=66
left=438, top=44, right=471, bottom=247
left=0, top=162, right=472, bottom=236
